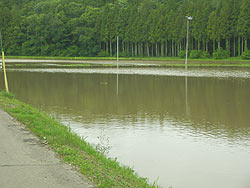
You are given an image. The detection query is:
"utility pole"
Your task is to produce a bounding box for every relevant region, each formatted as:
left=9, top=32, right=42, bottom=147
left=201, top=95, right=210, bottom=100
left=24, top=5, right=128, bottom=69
left=117, top=36, right=119, bottom=71
left=185, top=16, right=192, bottom=69
left=116, top=36, right=119, bottom=95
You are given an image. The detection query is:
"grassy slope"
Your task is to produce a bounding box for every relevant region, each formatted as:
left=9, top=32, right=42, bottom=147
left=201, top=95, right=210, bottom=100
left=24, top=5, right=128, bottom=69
left=0, top=91, right=161, bottom=188
left=6, top=55, right=250, bottom=62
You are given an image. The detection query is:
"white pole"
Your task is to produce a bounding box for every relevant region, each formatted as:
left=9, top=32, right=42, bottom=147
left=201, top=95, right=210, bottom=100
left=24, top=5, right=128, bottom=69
left=185, top=19, right=189, bottom=69
left=116, top=36, right=119, bottom=95
left=117, top=36, right=119, bottom=71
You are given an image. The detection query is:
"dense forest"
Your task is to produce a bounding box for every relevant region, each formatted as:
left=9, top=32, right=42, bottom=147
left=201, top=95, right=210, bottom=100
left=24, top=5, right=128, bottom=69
left=0, top=0, right=250, bottom=58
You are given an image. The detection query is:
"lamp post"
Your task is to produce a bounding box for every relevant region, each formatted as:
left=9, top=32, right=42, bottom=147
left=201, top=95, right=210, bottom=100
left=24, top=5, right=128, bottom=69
left=185, top=16, right=192, bottom=69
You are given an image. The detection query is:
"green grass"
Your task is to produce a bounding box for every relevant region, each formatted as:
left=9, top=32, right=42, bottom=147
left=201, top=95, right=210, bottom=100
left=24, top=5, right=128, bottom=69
left=6, top=55, right=250, bottom=62
left=0, top=91, right=161, bottom=188
left=162, top=63, right=250, bottom=67
left=59, top=63, right=91, bottom=67
left=6, top=56, right=120, bottom=60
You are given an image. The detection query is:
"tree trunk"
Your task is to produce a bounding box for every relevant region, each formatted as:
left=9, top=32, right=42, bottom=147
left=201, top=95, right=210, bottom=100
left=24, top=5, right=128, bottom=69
left=135, top=42, right=137, bottom=56
left=161, top=42, right=164, bottom=56
left=142, top=42, right=144, bottom=56
left=218, top=41, right=220, bottom=49
left=165, top=41, right=168, bottom=56
left=241, top=38, right=244, bottom=54
left=172, top=40, right=174, bottom=57
left=131, top=42, right=134, bottom=56
left=245, top=39, right=248, bottom=51
left=138, top=42, right=140, bottom=56
left=151, top=43, right=154, bottom=57
left=233, top=37, right=236, bottom=57
left=106, top=41, right=109, bottom=54
left=155, top=43, right=157, bottom=57
left=226, top=39, right=230, bottom=52
left=110, top=40, right=112, bottom=56
left=238, top=37, right=241, bottom=56
left=213, top=40, right=216, bottom=53
left=122, top=41, right=125, bottom=54
left=147, top=42, right=150, bottom=57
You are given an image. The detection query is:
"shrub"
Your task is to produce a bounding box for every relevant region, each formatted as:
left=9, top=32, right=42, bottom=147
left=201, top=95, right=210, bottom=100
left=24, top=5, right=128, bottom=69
left=190, top=50, right=202, bottom=59
left=178, top=50, right=186, bottom=58
left=119, top=51, right=126, bottom=57
left=213, top=49, right=230, bottom=59
left=97, top=50, right=109, bottom=57
left=242, top=50, right=250, bottom=60
left=201, top=51, right=211, bottom=58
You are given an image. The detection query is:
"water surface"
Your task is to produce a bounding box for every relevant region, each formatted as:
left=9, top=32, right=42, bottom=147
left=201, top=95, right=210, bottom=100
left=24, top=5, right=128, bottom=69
left=3, top=67, right=250, bottom=188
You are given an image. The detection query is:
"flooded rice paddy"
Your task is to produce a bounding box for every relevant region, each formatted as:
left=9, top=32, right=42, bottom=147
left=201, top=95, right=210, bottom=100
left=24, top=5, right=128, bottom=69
left=2, top=67, right=250, bottom=188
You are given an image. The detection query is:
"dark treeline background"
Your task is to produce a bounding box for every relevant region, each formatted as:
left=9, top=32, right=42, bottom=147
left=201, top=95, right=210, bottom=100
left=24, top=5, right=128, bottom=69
left=0, top=0, right=250, bottom=57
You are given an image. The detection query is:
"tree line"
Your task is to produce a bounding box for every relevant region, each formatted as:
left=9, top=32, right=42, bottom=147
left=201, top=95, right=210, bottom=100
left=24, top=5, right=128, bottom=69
left=0, top=0, right=250, bottom=58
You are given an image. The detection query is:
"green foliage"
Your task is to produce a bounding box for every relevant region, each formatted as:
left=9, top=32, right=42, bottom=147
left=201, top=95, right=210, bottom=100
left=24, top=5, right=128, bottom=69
left=213, top=48, right=230, bottom=59
left=97, top=50, right=109, bottom=57
left=241, top=50, right=250, bottom=60
left=201, top=51, right=211, bottom=58
left=190, top=50, right=203, bottom=59
left=1, top=91, right=15, bottom=99
left=0, top=0, right=249, bottom=58
left=178, top=50, right=186, bottom=58
left=190, top=50, right=211, bottom=59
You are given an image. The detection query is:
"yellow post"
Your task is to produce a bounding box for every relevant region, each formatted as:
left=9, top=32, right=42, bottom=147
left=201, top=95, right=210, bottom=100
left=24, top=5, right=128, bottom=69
left=2, top=51, right=9, bottom=92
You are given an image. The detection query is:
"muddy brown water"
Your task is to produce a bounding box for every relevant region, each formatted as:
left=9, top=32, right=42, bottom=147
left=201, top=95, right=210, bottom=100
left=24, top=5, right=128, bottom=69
left=2, top=67, right=250, bottom=188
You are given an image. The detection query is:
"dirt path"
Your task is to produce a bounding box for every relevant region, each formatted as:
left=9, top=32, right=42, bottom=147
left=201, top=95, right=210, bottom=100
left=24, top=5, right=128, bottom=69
left=0, top=108, right=94, bottom=188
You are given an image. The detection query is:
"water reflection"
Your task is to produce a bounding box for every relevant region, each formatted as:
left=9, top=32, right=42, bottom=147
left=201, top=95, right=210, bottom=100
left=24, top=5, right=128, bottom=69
left=4, top=70, right=250, bottom=141
left=117, top=71, right=119, bottom=96
left=2, top=69, right=250, bottom=188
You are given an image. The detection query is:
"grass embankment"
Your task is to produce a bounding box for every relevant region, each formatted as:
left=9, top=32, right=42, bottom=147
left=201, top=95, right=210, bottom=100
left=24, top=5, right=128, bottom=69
left=6, top=55, right=250, bottom=62
left=0, top=91, right=161, bottom=188
left=161, top=63, right=250, bottom=67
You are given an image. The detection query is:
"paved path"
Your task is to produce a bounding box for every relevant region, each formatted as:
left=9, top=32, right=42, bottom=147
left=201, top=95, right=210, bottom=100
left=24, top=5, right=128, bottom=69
left=0, top=108, right=94, bottom=188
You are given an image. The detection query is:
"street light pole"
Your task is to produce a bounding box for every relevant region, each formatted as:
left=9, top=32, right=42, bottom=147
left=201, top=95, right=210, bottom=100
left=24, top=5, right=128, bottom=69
left=117, top=36, right=119, bottom=71
left=185, top=16, right=192, bottom=69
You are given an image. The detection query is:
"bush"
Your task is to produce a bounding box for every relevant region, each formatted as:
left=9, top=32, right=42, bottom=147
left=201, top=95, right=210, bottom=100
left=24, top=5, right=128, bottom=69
left=119, top=51, right=125, bottom=57
left=178, top=50, right=186, bottom=58
left=190, top=50, right=202, bottom=59
left=213, top=49, right=230, bottom=59
left=97, top=50, right=109, bottom=57
left=201, top=51, right=211, bottom=58
left=242, top=50, right=250, bottom=60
